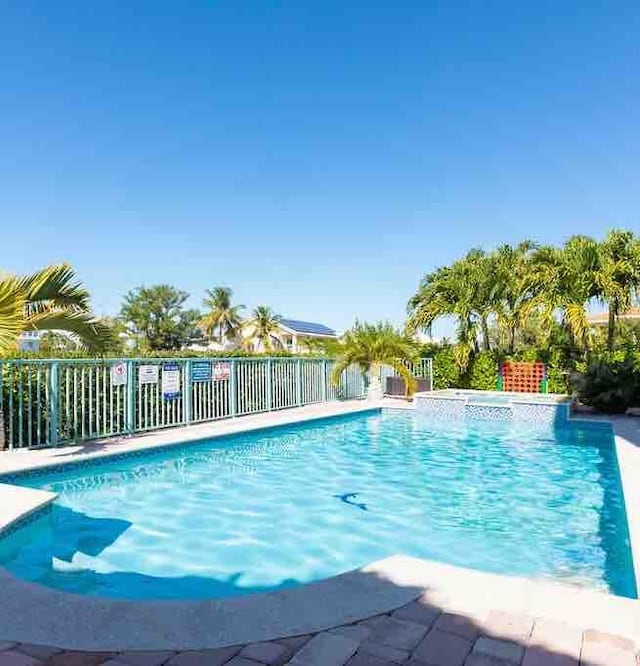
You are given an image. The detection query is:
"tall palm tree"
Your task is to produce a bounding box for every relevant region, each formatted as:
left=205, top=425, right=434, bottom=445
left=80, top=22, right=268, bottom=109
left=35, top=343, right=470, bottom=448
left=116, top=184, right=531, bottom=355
left=465, top=248, right=500, bottom=351
left=198, top=286, right=245, bottom=347
left=492, top=241, right=538, bottom=354
left=531, top=236, right=601, bottom=351
left=0, top=263, right=110, bottom=354
left=596, top=229, right=640, bottom=351
left=407, top=250, right=497, bottom=369
left=331, top=321, right=419, bottom=400
left=245, top=306, right=281, bottom=351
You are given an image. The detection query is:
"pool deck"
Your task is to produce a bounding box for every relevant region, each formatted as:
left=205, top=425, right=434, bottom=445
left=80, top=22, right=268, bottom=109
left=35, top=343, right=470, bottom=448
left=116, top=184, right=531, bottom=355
left=0, top=398, right=639, bottom=664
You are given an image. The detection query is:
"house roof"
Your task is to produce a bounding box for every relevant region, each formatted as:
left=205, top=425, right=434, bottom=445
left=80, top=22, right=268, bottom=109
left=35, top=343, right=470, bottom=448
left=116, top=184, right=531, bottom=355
left=278, top=318, right=337, bottom=337
left=587, top=306, right=640, bottom=324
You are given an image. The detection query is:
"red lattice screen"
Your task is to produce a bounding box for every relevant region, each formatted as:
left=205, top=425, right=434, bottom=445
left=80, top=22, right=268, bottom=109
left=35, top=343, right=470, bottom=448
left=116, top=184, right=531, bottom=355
left=500, top=361, right=546, bottom=393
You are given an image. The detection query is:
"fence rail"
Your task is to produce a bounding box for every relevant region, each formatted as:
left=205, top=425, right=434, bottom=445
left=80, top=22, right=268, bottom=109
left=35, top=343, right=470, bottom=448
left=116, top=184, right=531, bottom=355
left=0, top=357, right=366, bottom=450
left=379, top=358, right=433, bottom=391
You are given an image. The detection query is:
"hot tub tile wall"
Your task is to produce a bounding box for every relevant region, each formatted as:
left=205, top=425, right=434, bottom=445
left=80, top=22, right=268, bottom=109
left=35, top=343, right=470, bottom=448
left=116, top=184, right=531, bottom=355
left=465, top=405, right=513, bottom=421
left=413, top=396, right=466, bottom=418
left=511, top=402, right=569, bottom=424
left=415, top=393, right=570, bottom=425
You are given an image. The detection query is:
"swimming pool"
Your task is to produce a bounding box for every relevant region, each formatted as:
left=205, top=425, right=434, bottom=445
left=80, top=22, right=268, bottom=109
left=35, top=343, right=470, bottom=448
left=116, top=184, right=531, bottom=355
left=0, top=409, right=635, bottom=599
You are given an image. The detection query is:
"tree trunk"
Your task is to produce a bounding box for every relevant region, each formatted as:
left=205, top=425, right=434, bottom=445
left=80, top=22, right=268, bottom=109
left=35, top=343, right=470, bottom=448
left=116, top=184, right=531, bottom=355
left=607, top=301, right=617, bottom=352
left=508, top=325, right=517, bottom=355
left=0, top=407, right=5, bottom=450
left=481, top=317, right=491, bottom=351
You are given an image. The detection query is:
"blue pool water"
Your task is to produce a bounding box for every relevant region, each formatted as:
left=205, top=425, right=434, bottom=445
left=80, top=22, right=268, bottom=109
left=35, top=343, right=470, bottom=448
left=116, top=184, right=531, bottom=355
left=0, top=410, right=635, bottom=600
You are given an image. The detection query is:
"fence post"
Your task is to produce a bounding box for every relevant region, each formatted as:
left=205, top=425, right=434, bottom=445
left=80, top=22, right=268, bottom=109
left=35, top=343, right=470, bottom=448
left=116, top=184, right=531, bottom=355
left=266, top=358, right=273, bottom=411
left=230, top=359, right=237, bottom=417
left=322, top=359, right=328, bottom=402
left=296, top=358, right=302, bottom=406
left=185, top=360, right=193, bottom=424
left=49, top=362, right=59, bottom=446
left=126, top=360, right=135, bottom=434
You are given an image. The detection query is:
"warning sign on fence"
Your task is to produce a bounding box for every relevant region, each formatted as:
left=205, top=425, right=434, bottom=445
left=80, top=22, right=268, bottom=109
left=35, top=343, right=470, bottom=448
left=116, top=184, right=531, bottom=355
left=212, top=362, right=231, bottom=381
left=110, top=362, right=127, bottom=386
left=190, top=360, right=212, bottom=383
left=138, top=364, right=159, bottom=384
left=162, top=362, right=181, bottom=400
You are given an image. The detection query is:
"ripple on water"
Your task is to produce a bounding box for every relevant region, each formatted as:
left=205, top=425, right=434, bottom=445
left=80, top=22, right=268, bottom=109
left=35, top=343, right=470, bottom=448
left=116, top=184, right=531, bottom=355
left=0, top=410, right=635, bottom=599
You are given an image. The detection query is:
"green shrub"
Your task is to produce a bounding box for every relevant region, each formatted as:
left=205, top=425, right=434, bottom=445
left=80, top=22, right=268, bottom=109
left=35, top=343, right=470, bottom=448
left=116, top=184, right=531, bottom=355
left=469, top=351, right=499, bottom=390
left=572, top=354, right=640, bottom=413
left=545, top=348, right=571, bottom=394
left=420, top=344, right=462, bottom=389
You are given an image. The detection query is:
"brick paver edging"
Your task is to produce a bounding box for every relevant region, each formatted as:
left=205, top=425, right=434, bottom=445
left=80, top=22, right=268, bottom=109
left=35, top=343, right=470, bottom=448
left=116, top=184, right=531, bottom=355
left=1, top=600, right=637, bottom=666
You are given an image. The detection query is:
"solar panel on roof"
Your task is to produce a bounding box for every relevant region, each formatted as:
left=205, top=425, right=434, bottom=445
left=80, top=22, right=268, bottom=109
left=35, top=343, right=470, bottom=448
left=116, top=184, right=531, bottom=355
left=279, top=318, right=336, bottom=336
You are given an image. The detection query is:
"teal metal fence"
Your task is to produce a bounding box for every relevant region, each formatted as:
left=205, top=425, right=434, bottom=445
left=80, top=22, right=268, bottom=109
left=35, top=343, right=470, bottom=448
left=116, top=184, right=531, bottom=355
left=379, top=358, right=433, bottom=391
left=0, top=357, right=366, bottom=450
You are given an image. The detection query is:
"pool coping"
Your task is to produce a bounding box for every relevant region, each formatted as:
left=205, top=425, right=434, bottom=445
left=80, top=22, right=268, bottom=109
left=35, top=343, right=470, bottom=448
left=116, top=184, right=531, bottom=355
left=0, top=399, right=639, bottom=649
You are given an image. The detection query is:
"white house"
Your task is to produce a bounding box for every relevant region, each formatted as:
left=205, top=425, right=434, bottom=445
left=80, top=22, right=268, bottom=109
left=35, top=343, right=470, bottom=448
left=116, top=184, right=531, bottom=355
left=587, top=306, right=640, bottom=327
left=17, top=331, right=41, bottom=352
left=275, top=318, right=338, bottom=353
left=241, top=318, right=338, bottom=353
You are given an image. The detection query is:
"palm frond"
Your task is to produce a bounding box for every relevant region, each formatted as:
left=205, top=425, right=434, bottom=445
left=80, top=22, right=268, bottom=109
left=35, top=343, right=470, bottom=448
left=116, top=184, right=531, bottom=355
left=0, top=276, right=25, bottom=354
left=18, top=263, right=91, bottom=311
left=25, top=310, right=113, bottom=352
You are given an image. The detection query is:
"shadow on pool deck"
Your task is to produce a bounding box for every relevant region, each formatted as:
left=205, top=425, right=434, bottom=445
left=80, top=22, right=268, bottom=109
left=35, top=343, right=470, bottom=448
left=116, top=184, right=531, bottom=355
left=0, top=562, right=638, bottom=664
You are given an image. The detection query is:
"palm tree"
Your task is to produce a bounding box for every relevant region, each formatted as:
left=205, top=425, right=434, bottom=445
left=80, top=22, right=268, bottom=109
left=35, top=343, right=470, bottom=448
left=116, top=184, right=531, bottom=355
left=0, top=263, right=110, bottom=354
left=596, top=230, right=640, bottom=351
left=331, top=321, right=419, bottom=400
left=531, top=236, right=601, bottom=351
left=0, top=264, right=110, bottom=450
left=198, top=286, right=245, bottom=348
left=492, top=241, right=538, bottom=354
left=407, top=250, right=497, bottom=369
left=245, top=306, right=281, bottom=351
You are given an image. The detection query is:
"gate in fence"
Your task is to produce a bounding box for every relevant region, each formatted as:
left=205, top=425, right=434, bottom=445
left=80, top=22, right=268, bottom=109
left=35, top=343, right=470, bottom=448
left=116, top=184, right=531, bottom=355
left=0, top=357, right=366, bottom=450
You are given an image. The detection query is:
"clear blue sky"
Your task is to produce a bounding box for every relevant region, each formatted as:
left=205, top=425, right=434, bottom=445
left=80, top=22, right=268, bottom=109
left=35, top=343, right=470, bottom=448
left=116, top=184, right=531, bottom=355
left=2, top=2, right=639, bottom=336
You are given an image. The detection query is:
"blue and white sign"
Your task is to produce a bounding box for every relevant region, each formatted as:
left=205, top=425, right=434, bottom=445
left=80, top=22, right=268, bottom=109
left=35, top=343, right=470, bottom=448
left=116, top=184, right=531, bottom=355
left=190, top=360, right=212, bottom=383
left=162, top=362, right=181, bottom=400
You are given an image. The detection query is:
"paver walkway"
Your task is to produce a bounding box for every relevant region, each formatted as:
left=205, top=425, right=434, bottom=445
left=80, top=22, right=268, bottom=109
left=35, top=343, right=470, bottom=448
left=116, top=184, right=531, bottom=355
left=0, top=596, right=636, bottom=666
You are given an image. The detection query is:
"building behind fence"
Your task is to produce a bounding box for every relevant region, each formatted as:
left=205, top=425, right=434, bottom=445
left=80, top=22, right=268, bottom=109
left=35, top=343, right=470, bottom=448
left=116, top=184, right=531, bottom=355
left=0, top=357, right=432, bottom=450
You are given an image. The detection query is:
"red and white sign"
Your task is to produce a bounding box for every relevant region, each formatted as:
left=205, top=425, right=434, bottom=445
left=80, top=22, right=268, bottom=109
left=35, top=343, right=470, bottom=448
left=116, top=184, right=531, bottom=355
left=212, top=362, right=231, bottom=381
left=110, top=362, right=127, bottom=387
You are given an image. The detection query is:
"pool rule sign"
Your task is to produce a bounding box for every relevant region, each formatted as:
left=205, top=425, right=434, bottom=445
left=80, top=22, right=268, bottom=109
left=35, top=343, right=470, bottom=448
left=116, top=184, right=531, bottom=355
left=190, top=360, right=212, bottom=383
left=162, top=362, right=181, bottom=400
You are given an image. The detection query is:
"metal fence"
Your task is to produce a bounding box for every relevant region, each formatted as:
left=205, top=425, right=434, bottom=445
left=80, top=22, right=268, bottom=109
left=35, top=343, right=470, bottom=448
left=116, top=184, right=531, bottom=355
left=379, top=358, right=433, bottom=390
left=0, top=357, right=366, bottom=450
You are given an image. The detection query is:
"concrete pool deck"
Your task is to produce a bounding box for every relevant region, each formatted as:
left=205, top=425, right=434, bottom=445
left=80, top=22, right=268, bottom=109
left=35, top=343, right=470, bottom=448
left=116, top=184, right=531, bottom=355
left=0, top=399, right=639, bottom=663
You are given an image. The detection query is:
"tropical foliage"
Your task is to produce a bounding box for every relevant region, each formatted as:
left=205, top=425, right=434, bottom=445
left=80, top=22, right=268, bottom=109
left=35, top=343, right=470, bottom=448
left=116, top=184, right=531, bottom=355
left=243, top=306, right=282, bottom=351
left=408, top=229, right=640, bottom=370
left=331, top=321, right=420, bottom=398
left=198, top=287, right=245, bottom=347
left=119, top=285, right=201, bottom=351
left=0, top=263, right=110, bottom=354
left=572, top=353, right=640, bottom=414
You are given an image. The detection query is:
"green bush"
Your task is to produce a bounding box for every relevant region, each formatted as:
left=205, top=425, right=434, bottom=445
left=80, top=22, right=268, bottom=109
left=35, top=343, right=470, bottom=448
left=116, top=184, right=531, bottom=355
left=545, top=348, right=571, bottom=394
left=469, top=351, right=499, bottom=390
left=1, top=349, right=313, bottom=361
left=572, top=353, right=640, bottom=413
left=420, top=344, right=462, bottom=389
